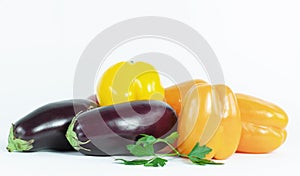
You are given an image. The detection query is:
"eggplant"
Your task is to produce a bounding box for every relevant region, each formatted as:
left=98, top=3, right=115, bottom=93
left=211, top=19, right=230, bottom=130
left=66, top=100, right=177, bottom=156
left=7, top=99, right=98, bottom=152
left=87, top=94, right=99, bottom=105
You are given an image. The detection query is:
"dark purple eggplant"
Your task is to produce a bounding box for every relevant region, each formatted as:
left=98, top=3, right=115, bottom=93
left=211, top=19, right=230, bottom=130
left=87, top=94, right=99, bottom=105
left=66, top=100, right=177, bottom=156
left=7, top=99, right=98, bottom=152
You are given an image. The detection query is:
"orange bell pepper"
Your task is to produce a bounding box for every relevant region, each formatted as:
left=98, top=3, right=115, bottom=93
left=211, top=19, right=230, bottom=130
left=165, top=80, right=288, bottom=155
left=236, top=93, right=288, bottom=153
left=176, top=84, right=242, bottom=160
left=165, top=79, right=206, bottom=115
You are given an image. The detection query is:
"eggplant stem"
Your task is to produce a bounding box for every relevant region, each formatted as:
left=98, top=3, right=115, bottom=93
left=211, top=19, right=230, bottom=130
left=66, top=113, right=91, bottom=152
left=87, top=105, right=96, bottom=110
left=6, top=124, right=35, bottom=152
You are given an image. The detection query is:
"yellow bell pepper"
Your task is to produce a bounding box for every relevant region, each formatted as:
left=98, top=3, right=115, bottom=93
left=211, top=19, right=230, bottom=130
left=96, top=61, right=165, bottom=106
left=236, top=93, right=288, bottom=153
left=176, top=84, right=242, bottom=160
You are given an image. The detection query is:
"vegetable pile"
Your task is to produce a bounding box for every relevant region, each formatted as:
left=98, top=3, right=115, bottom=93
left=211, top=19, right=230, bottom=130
left=7, top=61, right=288, bottom=167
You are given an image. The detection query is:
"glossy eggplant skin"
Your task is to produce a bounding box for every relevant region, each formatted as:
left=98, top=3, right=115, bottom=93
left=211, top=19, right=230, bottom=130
left=7, top=99, right=98, bottom=152
left=87, top=94, right=99, bottom=105
left=67, top=100, right=177, bottom=156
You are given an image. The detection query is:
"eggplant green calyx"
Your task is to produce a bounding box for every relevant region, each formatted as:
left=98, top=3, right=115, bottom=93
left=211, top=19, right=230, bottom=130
left=7, top=124, right=34, bottom=152
left=66, top=115, right=90, bottom=152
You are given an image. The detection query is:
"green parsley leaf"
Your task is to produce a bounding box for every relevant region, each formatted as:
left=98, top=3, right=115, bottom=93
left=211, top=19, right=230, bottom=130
left=144, top=157, right=168, bottom=167
left=187, top=143, right=223, bottom=166
left=126, top=144, right=154, bottom=156
left=188, top=143, right=212, bottom=159
left=136, top=135, right=157, bottom=146
left=189, top=158, right=224, bottom=165
left=162, top=132, right=179, bottom=145
left=115, top=157, right=167, bottom=167
left=115, top=158, right=149, bottom=165
left=116, top=132, right=224, bottom=167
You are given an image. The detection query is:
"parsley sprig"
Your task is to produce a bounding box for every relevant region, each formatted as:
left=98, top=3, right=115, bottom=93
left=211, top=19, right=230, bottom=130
left=115, top=132, right=223, bottom=167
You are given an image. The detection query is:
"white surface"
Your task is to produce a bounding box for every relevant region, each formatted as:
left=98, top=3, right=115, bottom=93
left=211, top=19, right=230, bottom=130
left=0, top=0, right=300, bottom=175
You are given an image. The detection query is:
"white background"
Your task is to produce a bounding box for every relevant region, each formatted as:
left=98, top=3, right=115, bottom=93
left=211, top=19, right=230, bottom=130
left=0, top=0, right=300, bottom=175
